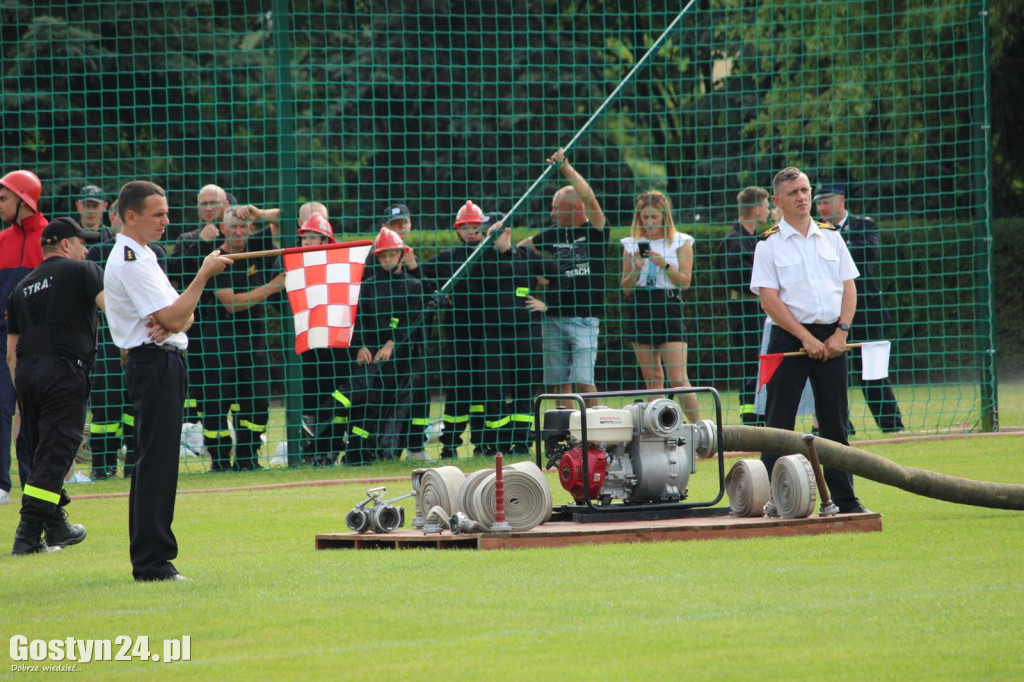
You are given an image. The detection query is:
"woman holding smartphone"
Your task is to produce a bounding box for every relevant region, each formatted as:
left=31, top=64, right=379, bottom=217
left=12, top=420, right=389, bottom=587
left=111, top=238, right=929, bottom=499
left=620, top=190, right=700, bottom=422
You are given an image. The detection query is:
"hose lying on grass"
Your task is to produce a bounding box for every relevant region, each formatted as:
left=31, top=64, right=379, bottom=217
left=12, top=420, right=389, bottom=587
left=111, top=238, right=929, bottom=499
left=719, top=426, right=1024, bottom=511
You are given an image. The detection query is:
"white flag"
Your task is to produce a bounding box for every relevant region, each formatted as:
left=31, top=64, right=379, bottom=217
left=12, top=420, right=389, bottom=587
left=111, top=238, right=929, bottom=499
left=861, top=341, right=891, bottom=380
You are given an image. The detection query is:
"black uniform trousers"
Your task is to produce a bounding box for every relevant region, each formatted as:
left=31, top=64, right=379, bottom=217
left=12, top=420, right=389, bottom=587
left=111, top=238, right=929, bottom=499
left=125, top=346, right=186, bottom=580
left=762, top=323, right=859, bottom=510
left=727, top=297, right=763, bottom=424
left=15, top=355, right=88, bottom=523
left=478, top=322, right=542, bottom=451
left=440, top=330, right=486, bottom=453
left=89, top=336, right=135, bottom=478
left=849, top=319, right=905, bottom=432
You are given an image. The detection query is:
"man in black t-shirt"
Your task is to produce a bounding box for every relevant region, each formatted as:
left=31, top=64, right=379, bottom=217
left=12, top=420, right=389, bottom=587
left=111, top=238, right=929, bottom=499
left=203, top=207, right=284, bottom=471
left=6, top=217, right=103, bottom=554
left=519, top=148, right=607, bottom=403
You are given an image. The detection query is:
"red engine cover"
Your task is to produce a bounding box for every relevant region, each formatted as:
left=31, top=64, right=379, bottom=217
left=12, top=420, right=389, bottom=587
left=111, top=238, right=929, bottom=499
left=559, top=445, right=608, bottom=503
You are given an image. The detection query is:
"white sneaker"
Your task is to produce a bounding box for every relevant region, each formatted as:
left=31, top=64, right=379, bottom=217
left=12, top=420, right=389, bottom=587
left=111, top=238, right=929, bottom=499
left=406, top=450, right=430, bottom=461
left=0, top=489, right=9, bottom=505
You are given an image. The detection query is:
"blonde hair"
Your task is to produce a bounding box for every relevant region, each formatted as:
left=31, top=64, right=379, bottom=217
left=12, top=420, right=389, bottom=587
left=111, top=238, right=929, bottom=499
left=630, top=190, right=677, bottom=242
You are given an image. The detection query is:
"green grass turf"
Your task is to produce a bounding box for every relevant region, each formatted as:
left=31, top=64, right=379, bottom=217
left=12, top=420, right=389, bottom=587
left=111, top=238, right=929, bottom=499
left=2, top=385, right=1022, bottom=679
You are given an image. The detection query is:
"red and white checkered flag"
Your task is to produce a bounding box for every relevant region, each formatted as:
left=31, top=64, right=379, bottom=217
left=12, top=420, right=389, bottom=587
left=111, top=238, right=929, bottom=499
left=282, top=240, right=373, bottom=353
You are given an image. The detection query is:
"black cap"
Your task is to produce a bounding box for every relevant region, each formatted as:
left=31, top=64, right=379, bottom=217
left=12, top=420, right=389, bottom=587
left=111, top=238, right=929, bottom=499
left=382, top=203, right=412, bottom=223
left=481, top=211, right=507, bottom=230
left=41, top=217, right=101, bottom=245
left=813, top=182, right=846, bottom=200
left=77, top=185, right=107, bottom=203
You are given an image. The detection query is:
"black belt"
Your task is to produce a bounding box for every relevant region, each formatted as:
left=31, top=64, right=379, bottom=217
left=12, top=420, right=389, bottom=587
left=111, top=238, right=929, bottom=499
left=802, top=322, right=839, bottom=332
left=129, top=343, right=186, bottom=358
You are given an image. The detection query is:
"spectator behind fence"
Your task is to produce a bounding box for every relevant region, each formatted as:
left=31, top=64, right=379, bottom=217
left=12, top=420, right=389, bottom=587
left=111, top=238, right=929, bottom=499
left=75, top=184, right=108, bottom=233
left=474, top=213, right=560, bottom=455
left=0, top=169, right=46, bottom=506
left=519, top=148, right=607, bottom=406
left=418, top=201, right=488, bottom=459
left=750, top=166, right=869, bottom=515
left=103, top=180, right=231, bottom=581
left=87, top=195, right=167, bottom=479
left=717, top=186, right=771, bottom=425
left=620, top=190, right=699, bottom=423
left=203, top=207, right=284, bottom=472
left=815, top=181, right=905, bottom=434
left=342, top=227, right=427, bottom=464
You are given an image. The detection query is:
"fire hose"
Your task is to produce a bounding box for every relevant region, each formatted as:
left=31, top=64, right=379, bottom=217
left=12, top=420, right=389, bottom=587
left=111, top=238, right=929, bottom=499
left=763, top=455, right=817, bottom=518
left=411, top=466, right=465, bottom=529
left=724, top=459, right=771, bottom=517
left=718, top=426, right=1024, bottom=511
left=460, top=461, right=552, bottom=531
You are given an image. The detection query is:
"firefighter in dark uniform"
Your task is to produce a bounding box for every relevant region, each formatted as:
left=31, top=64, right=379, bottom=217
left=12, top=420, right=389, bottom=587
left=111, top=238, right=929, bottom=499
left=717, top=186, right=771, bottom=425
left=86, top=197, right=167, bottom=478
left=475, top=214, right=559, bottom=455
left=103, top=180, right=231, bottom=581
left=204, top=207, right=284, bottom=471
left=751, top=167, right=869, bottom=514
left=342, top=227, right=427, bottom=464
left=815, top=182, right=905, bottom=433
left=7, top=217, right=102, bottom=554
left=418, top=201, right=489, bottom=459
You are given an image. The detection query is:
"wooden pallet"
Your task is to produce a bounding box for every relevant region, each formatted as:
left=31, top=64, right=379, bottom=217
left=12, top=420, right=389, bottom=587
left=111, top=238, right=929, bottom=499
left=315, top=510, right=882, bottom=550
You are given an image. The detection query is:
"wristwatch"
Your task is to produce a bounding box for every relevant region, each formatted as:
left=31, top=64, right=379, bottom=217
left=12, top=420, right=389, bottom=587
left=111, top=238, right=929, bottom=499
left=838, top=322, right=851, bottom=332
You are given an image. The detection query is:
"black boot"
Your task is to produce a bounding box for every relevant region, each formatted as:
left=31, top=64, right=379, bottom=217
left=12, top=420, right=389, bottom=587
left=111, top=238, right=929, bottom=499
left=44, top=507, right=87, bottom=548
left=12, top=517, right=52, bottom=555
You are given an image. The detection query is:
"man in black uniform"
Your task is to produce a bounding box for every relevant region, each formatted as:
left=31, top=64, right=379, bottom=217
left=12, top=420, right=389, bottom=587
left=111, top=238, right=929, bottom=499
left=342, top=227, right=426, bottom=464
left=86, top=199, right=167, bottom=479
left=204, top=207, right=284, bottom=471
left=6, top=217, right=102, bottom=554
left=475, top=214, right=559, bottom=455
left=815, top=182, right=905, bottom=433
left=718, top=186, right=771, bottom=425
left=418, top=201, right=488, bottom=459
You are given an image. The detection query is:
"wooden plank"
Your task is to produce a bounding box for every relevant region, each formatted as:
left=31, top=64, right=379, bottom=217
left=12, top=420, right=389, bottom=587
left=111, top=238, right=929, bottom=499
left=315, top=512, right=882, bottom=551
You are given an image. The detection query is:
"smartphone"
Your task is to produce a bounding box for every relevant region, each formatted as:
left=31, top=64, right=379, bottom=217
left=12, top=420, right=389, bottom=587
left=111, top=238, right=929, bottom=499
left=637, top=241, right=651, bottom=257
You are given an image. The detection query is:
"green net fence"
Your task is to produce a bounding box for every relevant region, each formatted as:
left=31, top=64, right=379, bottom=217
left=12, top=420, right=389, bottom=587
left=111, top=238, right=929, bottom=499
left=1, top=0, right=995, bottom=477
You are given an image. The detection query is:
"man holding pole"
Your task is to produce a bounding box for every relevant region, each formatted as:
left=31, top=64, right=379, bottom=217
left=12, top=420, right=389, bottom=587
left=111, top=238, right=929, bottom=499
left=104, top=181, right=231, bottom=580
left=750, top=167, right=869, bottom=514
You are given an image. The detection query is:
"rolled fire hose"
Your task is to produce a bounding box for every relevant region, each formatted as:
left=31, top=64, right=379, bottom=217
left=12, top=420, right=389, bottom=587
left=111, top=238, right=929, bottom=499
left=467, top=461, right=553, bottom=531
left=457, top=468, right=493, bottom=518
left=725, top=459, right=771, bottom=517
left=423, top=505, right=453, bottom=534
left=766, top=454, right=817, bottom=518
left=412, top=466, right=465, bottom=526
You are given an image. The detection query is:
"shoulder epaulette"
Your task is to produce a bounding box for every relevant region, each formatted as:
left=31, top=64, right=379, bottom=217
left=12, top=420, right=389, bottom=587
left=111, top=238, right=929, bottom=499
left=124, top=245, right=137, bottom=261
left=818, top=221, right=837, bottom=231
left=759, top=225, right=780, bottom=240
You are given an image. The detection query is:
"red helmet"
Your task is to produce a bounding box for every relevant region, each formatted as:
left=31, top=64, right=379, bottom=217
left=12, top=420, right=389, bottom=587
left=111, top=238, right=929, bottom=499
left=297, top=213, right=336, bottom=242
left=0, top=170, right=42, bottom=213
left=373, top=226, right=409, bottom=254
left=453, top=200, right=485, bottom=228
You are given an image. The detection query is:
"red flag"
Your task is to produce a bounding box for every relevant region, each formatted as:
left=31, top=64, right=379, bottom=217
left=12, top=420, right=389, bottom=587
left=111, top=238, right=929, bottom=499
left=757, top=353, right=785, bottom=394
left=282, top=240, right=374, bottom=353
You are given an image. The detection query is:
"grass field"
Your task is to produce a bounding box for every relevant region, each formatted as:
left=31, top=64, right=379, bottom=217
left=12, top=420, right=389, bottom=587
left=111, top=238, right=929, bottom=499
left=2, top=386, right=1022, bottom=680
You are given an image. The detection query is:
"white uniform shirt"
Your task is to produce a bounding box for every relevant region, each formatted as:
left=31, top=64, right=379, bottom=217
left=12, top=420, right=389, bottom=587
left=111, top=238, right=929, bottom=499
left=103, top=234, right=188, bottom=350
left=621, top=232, right=694, bottom=290
left=749, top=219, right=859, bottom=324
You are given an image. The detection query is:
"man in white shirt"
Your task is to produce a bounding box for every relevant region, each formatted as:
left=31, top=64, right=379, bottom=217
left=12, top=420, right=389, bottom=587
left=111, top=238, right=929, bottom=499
left=750, top=167, right=869, bottom=514
left=104, top=180, right=231, bottom=581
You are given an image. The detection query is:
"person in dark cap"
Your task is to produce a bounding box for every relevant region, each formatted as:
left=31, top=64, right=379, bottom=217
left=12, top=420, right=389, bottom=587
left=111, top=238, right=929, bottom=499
left=75, top=185, right=108, bottom=235
left=6, top=218, right=103, bottom=553
left=815, top=181, right=905, bottom=433
left=365, top=203, right=420, bottom=277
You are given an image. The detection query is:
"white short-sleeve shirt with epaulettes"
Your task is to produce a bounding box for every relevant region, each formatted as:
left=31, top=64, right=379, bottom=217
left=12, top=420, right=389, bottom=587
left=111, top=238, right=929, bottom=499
left=103, top=233, right=188, bottom=350
left=749, top=219, right=859, bottom=325
left=621, top=232, right=694, bottom=290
